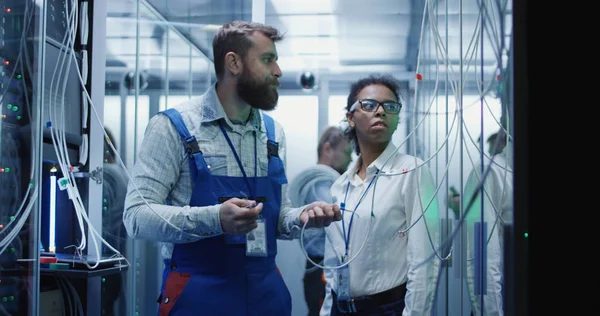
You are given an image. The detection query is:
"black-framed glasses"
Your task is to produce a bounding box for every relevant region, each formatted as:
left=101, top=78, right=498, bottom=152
left=349, top=99, right=402, bottom=115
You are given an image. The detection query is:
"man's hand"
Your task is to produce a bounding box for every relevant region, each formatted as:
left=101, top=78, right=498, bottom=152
left=300, top=201, right=342, bottom=228
left=220, top=198, right=263, bottom=235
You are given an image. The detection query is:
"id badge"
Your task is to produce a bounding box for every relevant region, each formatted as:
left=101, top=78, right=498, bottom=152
left=336, top=264, right=351, bottom=300
left=246, top=218, right=267, bottom=257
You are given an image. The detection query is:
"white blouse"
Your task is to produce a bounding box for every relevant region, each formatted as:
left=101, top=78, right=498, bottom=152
left=321, top=142, right=441, bottom=316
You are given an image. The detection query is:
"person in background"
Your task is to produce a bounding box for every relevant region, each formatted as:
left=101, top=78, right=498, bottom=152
left=449, top=131, right=507, bottom=218
left=288, top=125, right=353, bottom=316
left=321, top=74, right=441, bottom=315
left=123, top=20, right=341, bottom=316
left=485, top=131, right=507, bottom=156
left=463, top=128, right=512, bottom=316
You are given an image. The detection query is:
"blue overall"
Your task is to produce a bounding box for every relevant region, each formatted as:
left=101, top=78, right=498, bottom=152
left=157, top=108, right=291, bottom=316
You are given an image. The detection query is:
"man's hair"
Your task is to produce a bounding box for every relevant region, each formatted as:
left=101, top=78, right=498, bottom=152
left=344, top=74, right=402, bottom=155
left=317, top=126, right=346, bottom=158
left=486, top=131, right=506, bottom=144
left=212, top=20, right=284, bottom=79
left=487, top=130, right=507, bottom=154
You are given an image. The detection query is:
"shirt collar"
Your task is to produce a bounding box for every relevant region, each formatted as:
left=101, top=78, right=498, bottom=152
left=343, top=141, right=398, bottom=184
left=200, top=82, right=264, bottom=132
left=370, top=141, right=398, bottom=172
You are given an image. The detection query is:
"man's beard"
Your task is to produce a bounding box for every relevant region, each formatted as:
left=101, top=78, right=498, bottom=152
left=237, top=72, right=279, bottom=111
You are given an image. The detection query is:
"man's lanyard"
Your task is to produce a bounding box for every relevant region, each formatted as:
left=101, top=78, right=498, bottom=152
left=340, top=169, right=380, bottom=259
left=219, top=121, right=258, bottom=199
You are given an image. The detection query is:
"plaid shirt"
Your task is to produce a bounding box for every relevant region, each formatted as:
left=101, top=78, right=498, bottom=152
left=123, top=83, right=304, bottom=259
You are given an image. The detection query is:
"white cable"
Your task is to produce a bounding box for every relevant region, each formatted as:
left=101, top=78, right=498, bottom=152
left=77, top=0, right=89, bottom=168
left=300, top=211, right=373, bottom=271
left=0, top=0, right=40, bottom=254
left=40, top=0, right=129, bottom=269
left=65, top=0, right=129, bottom=268
left=296, top=0, right=507, bottom=269
left=48, top=0, right=87, bottom=253
left=411, top=0, right=514, bottom=271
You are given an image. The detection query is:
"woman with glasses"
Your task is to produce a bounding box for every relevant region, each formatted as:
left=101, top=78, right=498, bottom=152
left=320, top=74, right=441, bottom=315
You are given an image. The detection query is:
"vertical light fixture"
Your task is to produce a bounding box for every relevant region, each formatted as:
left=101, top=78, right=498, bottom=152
left=49, top=166, right=57, bottom=253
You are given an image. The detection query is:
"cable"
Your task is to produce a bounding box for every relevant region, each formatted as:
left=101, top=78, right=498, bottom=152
left=38, top=0, right=130, bottom=269
left=0, top=0, right=40, bottom=256
left=295, top=4, right=513, bottom=306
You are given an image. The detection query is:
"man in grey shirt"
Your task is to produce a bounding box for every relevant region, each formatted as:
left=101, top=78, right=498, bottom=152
left=123, top=21, right=341, bottom=316
left=288, top=126, right=352, bottom=316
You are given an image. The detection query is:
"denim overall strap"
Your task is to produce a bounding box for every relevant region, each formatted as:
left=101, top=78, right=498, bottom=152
left=160, top=108, right=209, bottom=181
left=157, top=109, right=291, bottom=316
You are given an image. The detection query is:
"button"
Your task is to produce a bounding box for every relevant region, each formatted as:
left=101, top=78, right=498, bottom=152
left=170, top=263, right=177, bottom=270
left=163, top=297, right=170, bottom=304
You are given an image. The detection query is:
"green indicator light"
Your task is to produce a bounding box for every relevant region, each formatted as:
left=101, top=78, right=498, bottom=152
left=16, top=115, right=21, bottom=120
left=9, top=296, right=14, bottom=301
left=524, top=232, right=528, bottom=238
left=2, top=297, right=6, bottom=302
left=102, top=277, right=106, bottom=283
left=4, top=167, right=9, bottom=172
left=103, top=198, right=107, bottom=203
left=7, top=104, right=11, bottom=109
left=12, top=106, right=18, bottom=112
left=103, top=206, right=107, bottom=211
left=16, top=74, right=21, bottom=79
left=10, top=216, right=15, bottom=221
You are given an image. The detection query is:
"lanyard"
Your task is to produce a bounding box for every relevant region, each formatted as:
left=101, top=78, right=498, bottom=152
left=219, top=121, right=257, bottom=199
left=340, top=169, right=380, bottom=259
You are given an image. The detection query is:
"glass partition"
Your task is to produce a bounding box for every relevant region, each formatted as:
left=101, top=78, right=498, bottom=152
left=417, top=1, right=513, bottom=315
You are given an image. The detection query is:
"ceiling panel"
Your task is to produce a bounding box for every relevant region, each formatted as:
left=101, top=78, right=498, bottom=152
left=267, top=15, right=340, bottom=38
left=148, top=0, right=251, bottom=19
left=277, top=37, right=339, bottom=56
left=102, top=0, right=511, bottom=89
left=339, top=36, right=408, bottom=61
left=268, top=0, right=336, bottom=15
left=338, top=15, right=411, bottom=37
left=335, top=0, right=411, bottom=15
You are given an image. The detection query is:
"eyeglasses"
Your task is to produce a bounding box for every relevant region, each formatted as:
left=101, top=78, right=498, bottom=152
left=349, top=99, right=402, bottom=115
